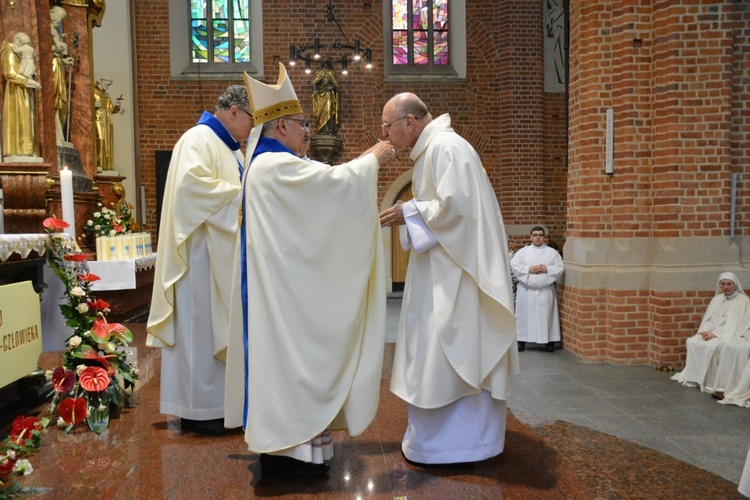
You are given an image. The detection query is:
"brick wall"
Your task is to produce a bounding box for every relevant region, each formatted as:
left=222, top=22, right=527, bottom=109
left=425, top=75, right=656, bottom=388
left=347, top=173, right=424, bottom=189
left=564, top=0, right=750, bottom=365
left=133, top=0, right=564, bottom=243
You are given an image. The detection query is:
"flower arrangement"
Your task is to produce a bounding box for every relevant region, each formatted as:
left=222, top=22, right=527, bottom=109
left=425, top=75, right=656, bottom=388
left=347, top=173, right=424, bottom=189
left=42, top=217, right=139, bottom=431
left=1, top=217, right=141, bottom=497
left=0, top=415, right=50, bottom=497
left=83, top=202, right=140, bottom=240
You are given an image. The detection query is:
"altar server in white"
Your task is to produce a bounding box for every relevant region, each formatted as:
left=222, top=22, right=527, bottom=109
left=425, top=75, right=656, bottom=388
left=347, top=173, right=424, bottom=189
left=379, top=93, right=519, bottom=466
left=511, top=226, right=565, bottom=352
left=224, top=63, right=396, bottom=480
left=147, top=86, right=251, bottom=435
left=672, top=272, right=750, bottom=394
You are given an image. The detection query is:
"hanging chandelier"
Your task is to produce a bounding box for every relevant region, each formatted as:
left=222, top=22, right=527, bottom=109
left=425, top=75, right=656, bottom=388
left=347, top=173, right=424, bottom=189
left=288, top=1, right=373, bottom=75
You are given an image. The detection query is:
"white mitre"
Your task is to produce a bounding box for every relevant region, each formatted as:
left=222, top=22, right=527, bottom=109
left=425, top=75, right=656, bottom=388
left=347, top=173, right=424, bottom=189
left=243, top=63, right=303, bottom=167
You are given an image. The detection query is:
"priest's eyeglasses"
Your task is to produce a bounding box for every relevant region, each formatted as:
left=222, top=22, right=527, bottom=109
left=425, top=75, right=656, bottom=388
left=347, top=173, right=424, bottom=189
left=381, top=115, right=408, bottom=131
left=284, top=117, right=311, bottom=129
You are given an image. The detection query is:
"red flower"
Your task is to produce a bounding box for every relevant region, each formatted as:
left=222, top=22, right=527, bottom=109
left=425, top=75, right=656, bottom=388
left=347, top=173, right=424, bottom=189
left=79, top=366, right=110, bottom=392
left=88, top=298, right=110, bottom=310
left=11, top=415, right=41, bottom=444
left=113, top=223, right=124, bottom=233
left=59, top=397, right=87, bottom=425
left=79, top=346, right=118, bottom=374
left=0, top=456, right=15, bottom=480
left=108, top=322, right=133, bottom=343
left=43, top=217, right=69, bottom=230
left=52, top=367, right=75, bottom=393
left=78, top=272, right=101, bottom=283
left=91, top=317, right=111, bottom=342
left=64, top=253, right=87, bottom=262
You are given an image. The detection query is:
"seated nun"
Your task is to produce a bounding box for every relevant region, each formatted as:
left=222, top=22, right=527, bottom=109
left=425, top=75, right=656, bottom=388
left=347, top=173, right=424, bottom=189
left=671, top=272, right=750, bottom=394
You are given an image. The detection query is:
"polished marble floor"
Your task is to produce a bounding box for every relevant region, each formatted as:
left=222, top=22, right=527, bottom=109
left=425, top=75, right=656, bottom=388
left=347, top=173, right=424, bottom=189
left=6, top=297, right=749, bottom=498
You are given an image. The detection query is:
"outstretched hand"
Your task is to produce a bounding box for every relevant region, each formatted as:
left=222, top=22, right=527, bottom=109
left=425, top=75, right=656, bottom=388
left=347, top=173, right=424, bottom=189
left=361, top=140, right=397, bottom=166
left=380, top=200, right=405, bottom=227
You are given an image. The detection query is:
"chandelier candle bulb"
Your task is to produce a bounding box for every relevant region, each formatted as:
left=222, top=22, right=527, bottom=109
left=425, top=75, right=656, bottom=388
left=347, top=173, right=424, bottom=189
left=60, top=167, right=75, bottom=240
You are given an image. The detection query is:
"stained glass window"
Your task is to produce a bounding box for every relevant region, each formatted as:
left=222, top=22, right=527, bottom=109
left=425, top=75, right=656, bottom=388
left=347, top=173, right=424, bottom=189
left=191, top=0, right=250, bottom=64
left=391, top=0, right=448, bottom=66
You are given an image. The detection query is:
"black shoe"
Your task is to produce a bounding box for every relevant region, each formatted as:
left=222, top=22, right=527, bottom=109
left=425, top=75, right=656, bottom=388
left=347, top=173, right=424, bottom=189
left=401, top=450, right=474, bottom=469
left=259, top=453, right=330, bottom=480
left=545, top=342, right=555, bottom=352
left=180, top=418, right=227, bottom=435
left=517, top=341, right=526, bottom=352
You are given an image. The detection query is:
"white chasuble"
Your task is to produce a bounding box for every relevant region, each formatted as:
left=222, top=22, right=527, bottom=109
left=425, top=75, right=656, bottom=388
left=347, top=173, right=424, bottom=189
left=390, top=114, right=519, bottom=410
left=147, top=121, right=242, bottom=418
left=224, top=146, right=386, bottom=453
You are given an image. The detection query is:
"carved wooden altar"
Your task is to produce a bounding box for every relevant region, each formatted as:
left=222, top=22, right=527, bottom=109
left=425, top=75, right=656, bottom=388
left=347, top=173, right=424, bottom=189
left=0, top=0, right=108, bottom=251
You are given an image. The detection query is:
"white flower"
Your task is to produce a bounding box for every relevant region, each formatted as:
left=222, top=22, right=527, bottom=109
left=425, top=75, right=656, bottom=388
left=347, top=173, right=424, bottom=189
left=76, top=302, right=89, bottom=314
left=13, top=459, right=33, bottom=475
left=76, top=364, right=87, bottom=374
left=97, top=404, right=107, bottom=412
left=7, top=450, right=15, bottom=460
left=98, top=342, right=107, bottom=351
left=69, top=335, right=82, bottom=348
left=57, top=417, right=66, bottom=427
left=104, top=213, right=111, bottom=220
left=70, top=286, right=86, bottom=298
left=86, top=220, right=93, bottom=226
left=105, top=342, right=116, bottom=353
left=83, top=330, right=91, bottom=337
left=94, top=211, right=101, bottom=217
left=95, top=224, right=101, bottom=230
left=109, top=230, right=116, bottom=237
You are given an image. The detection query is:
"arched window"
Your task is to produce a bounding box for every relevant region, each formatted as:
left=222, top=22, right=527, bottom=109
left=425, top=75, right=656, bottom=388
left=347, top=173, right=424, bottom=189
left=170, top=0, right=263, bottom=77
left=384, top=0, right=465, bottom=80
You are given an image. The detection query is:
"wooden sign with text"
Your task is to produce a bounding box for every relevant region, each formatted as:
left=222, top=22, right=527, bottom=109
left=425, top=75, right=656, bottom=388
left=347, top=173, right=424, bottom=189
left=0, top=281, right=42, bottom=389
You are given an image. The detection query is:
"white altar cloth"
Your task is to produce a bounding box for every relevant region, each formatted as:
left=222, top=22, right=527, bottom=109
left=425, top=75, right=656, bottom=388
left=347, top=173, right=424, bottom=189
left=88, top=254, right=156, bottom=291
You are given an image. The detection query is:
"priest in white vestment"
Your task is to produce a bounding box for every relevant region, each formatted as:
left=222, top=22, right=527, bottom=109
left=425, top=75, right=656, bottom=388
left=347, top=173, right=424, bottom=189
left=672, top=272, right=750, bottom=395
left=224, top=63, right=397, bottom=480
left=147, top=86, right=252, bottom=434
left=379, top=93, right=519, bottom=465
left=511, top=226, right=564, bottom=352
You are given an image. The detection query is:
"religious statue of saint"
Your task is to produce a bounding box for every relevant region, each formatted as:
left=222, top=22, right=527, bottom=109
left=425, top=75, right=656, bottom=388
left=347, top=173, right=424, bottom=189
left=1, top=32, right=41, bottom=158
left=50, top=5, right=75, bottom=141
left=311, top=65, right=339, bottom=136
left=93, top=78, right=122, bottom=171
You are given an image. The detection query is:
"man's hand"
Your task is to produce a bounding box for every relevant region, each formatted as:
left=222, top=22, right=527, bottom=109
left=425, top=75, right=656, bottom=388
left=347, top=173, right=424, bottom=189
left=361, top=140, right=397, bottom=166
left=380, top=200, right=405, bottom=227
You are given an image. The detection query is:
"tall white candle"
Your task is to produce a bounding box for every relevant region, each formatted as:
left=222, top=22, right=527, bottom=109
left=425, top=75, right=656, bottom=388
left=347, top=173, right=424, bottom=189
left=60, top=167, right=75, bottom=240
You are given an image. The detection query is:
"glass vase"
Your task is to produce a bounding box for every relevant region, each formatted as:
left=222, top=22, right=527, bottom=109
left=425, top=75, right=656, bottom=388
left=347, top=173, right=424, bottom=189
left=87, top=404, right=110, bottom=434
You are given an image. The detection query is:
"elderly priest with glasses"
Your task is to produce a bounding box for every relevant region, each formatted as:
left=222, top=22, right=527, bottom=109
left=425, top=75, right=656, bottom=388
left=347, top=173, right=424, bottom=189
left=224, top=63, right=396, bottom=480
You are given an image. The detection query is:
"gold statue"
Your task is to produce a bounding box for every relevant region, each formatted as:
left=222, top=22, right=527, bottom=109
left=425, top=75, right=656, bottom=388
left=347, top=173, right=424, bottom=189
left=1, top=32, right=41, bottom=157
left=94, top=78, right=122, bottom=170
left=50, top=6, right=74, bottom=140
left=311, top=65, right=339, bottom=136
